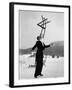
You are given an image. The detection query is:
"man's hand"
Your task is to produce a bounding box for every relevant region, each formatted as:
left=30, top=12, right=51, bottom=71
left=50, top=43, right=54, bottom=47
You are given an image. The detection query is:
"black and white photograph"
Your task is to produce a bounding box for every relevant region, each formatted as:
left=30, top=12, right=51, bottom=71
left=9, top=2, right=70, bottom=87
left=19, top=10, right=64, bottom=79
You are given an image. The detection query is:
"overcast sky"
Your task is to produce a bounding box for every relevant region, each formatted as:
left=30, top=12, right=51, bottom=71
left=19, top=10, right=64, bottom=49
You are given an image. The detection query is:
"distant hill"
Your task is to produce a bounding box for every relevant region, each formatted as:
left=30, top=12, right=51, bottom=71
left=44, top=41, right=64, bottom=56
left=19, top=41, right=64, bottom=57
left=19, top=48, right=32, bottom=55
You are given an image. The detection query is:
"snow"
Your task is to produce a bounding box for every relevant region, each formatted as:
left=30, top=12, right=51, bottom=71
left=19, top=54, right=64, bottom=79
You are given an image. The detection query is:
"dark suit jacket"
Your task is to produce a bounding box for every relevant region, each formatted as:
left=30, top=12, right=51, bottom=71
left=32, top=40, right=50, bottom=59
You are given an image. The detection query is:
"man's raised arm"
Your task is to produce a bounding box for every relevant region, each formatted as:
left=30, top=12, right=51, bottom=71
left=32, top=42, right=37, bottom=50
left=44, top=43, right=54, bottom=48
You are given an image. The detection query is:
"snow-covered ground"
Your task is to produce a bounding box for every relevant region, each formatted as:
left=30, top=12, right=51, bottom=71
left=19, top=54, right=64, bottom=79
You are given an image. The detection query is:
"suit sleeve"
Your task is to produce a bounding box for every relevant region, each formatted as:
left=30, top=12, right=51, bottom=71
left=32, top=42, right=37, bottom=50
left=44, top=44, right=51, bottom=48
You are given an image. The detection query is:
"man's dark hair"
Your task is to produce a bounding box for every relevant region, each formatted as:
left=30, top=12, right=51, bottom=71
left=37, top=36, right=41, bottom=40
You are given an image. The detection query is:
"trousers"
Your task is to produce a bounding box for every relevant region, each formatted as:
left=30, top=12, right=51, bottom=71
left=34, top=57, right=43, bottom=77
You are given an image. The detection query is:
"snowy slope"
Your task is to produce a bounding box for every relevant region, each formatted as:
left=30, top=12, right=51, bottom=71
left=19, top=54, right=64, bottom=79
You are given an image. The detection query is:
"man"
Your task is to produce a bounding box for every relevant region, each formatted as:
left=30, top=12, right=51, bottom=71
left=32, top=36, right=53, bottom=78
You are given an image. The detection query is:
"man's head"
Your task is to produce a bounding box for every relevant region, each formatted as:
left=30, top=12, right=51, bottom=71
left=37, top=36, right=41, bottom=41
left=37, top=36, right=44, bottom=41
